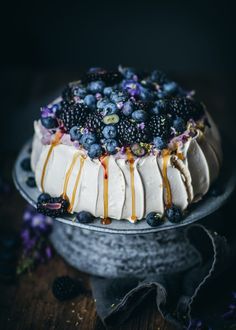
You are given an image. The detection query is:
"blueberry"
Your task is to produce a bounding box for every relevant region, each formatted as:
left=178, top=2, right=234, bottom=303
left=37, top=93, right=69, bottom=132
left=122, top=101, right=134, bottom=116
left=173, top=117, right=186, bottom=133
left=80, top=132, right=96, bottom=149
left=88, top=81, right=105, bottom=94
left=139, top=87, right=155, bottom=101
left=76, top=211, right=94, bottom=224
left=146, top=212, right=164, bottom=227
left=165, top=205, right=182, bottom=223
left=150, top=100, right=167, bottom=115
left=74, top=86, right=87, bottom=98
left=110, top=91, right=127, bottom=103
left=103, top=87, right=113, bottom=96
left=20, top=158, right=31, bottom=172
left=103, top=102, right=118, bottom=115
left=38, top=193, right=51, bottom=203
left=132, top=110, right=148, bottom=122
left=120, top=66, right=136, bottom=79
left=131, top=143, right=147, bottom=157
left=102, top=125, right=117, bottom=139
left=88, top=143, right=102, bottom=158
left=104, top=139, right=118, bottom=154
left=70, top=126, right=82, bottom=141
left=153, top=137, right=167, bottom=150
left=41, top=117, right=58, bottom=129
left=103, top=114, right=120, bottom=125
left=163, top=81, right=178, bottom=94
left=26, top=176, right=36, bottom=188
left=97, top=98, right=109, bottom=110
left=84, top=94, right=96, bottom=109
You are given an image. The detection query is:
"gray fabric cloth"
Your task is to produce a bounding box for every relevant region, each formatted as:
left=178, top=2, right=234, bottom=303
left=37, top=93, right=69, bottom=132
left=90, top=223, right=232, bottom=329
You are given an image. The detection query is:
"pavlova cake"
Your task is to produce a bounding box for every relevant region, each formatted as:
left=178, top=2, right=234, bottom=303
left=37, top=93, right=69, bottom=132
left=30, top=66, right=222, bottom=226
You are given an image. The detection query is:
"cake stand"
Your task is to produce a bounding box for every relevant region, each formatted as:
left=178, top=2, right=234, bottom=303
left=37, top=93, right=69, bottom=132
left=13, top=139, right=236, bottom=278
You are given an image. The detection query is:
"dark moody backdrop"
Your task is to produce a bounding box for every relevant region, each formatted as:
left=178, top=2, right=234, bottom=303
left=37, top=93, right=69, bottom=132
left=1, top=0, right=236, bottom=153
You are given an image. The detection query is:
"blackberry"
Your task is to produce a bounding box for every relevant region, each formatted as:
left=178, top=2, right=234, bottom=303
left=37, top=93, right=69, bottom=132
left=85, top=112, right=105, bottom=139
left=84, top=70, right=122, bottom=85
left=117, top=116, right=150, bottom=145
left=57, top=101, right=89, bottom=131
left=133, top=100, right=155, bottom=112
left=167, top=97, right=204, bottom=122
left=52, top=276, right=82, bottom=301
left=37, top=196, right=69, bottom=218
left=148, top=114, right=172, bottom=139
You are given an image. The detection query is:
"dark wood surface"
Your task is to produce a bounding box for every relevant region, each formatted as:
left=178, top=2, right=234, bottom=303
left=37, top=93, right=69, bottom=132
left=0, top=71, right=234, bottom=330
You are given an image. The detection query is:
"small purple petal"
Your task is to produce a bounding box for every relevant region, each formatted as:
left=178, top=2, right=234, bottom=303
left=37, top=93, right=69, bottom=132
left=117, top=101, right=124, bottom=109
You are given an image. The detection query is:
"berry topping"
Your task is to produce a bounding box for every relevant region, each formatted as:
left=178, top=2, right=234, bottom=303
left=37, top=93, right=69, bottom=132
left=69, top=126, right=82, bottom=141
left=26, top=176, right=36, bottom=188
left=37, top=195, right=69, bottom=218
left=52, top=276, right=82, bottom=301
left=146, top=212, right=164, bottom=227
left=40, top=66, right=207, bottom=159
left=88, top=143, right=102, bottom=159
left=104, top=139, right=119, bottom=154
left=102, top=125, right=117, bottom=139
left=165, top=205, right=183, bottom=223
left=20, top=158, right=32, bottom=172
left=76, top=211, right=94, bottom=224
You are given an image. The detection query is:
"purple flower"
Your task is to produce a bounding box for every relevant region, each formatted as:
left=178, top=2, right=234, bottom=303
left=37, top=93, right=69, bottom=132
left=40, top=106, right=54, bottom=118
left=122, top=80, right=141, bottom=97
left=137, top=122, right=145, bottom=130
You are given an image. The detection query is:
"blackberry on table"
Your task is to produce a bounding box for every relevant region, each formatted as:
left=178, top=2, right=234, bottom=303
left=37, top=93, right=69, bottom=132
left=85, top=112, right=105, bottom=139
left=117, top=116, right=150, bottom=145
left=52, top=276, right=82, bottom=301
left=167, top=97, right=204, bottom=122
left=37, top=196, right=69, bottom=218
left=148, top=114, right=172, bottom=139
left=57, top=101, right=89, bottom=131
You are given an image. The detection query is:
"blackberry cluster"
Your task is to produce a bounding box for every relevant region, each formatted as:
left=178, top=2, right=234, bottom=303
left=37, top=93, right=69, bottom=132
left=37, top=196, right=69, bottom=218
left=167, top=97, right=204, bottom=122
left=148, top=114, right=172, bottom=139
left=52, top=276, right=82, bottom=301
left=117, top=116, right=150, bottom=145
left=57, top=101, right=89, bottom=131
left=84, top=70, right=122, bottom=85
left=85, top=112, right=104, bottom=139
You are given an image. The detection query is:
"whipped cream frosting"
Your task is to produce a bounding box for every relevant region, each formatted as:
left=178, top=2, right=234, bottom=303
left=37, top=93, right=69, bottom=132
left=31, top=111, right=222, bottom=222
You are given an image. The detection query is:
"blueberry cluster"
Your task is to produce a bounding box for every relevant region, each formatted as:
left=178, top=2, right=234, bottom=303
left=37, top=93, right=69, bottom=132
left=40, top=66, right=205, bottom=158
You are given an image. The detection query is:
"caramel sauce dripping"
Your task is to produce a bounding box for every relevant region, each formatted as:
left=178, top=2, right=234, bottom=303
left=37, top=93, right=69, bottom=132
left=68, top=155, right=86, bottom=213
left=40, top=131, right=63, bottom=192
left=162, top=150, right=172, bottom=208
left=62, top=152, right=80, bottom=200
left=126, top=148, right=137, bottom=222
left=100, top=156, right=111, bottom=225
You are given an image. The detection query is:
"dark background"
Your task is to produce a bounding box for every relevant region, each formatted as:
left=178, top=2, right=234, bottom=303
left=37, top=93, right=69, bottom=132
left=1, top=0, right=236, bottom=153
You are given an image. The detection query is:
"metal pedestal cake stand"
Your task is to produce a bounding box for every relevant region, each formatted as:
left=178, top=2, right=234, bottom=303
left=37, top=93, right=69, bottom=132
left=13, top=140, right=236, bottom=278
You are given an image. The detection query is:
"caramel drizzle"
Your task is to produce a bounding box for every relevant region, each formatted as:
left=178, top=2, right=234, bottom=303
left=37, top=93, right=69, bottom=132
left=41, top=131, right=62, bottom=192
left=126, top=149, right=137, bottom=222
left=100, top=156, right=111, bottom=225
left=162, top=150, right=172, bottom=208
left=62, top=152, right=80, bottom=200
left=68, top=155, right=86, bottom=213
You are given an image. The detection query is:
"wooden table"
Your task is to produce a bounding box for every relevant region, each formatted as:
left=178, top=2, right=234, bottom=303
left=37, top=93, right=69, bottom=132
left=0, top=71, right=234, bottom=330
